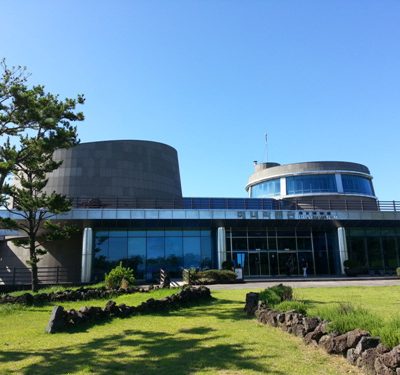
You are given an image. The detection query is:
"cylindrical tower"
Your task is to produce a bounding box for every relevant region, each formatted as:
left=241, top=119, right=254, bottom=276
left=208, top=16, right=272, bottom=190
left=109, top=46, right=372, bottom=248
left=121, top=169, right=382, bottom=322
left=44, top=140, right=182, bottom=201
left=246, top=161, right=377, bottom=210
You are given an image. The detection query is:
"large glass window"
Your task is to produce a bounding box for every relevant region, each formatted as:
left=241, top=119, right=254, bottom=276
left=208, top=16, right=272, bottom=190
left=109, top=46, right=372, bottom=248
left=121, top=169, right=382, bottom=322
left=93, top=228, right=213, bottom=281
left=342, top=174, right=374, bottom=196
left=250, top=178, right=281, bottom=198
left=286, top=174, right=337, bottom=195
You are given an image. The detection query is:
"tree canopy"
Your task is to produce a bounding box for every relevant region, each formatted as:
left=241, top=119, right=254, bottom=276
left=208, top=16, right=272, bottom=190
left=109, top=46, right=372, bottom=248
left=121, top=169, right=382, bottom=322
left=0, top=59, right=85, bottom=291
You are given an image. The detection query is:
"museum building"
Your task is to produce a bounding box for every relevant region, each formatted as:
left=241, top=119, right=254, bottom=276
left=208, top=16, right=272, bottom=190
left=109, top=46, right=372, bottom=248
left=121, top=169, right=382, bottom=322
left=1, top=140, right=400, bottom=284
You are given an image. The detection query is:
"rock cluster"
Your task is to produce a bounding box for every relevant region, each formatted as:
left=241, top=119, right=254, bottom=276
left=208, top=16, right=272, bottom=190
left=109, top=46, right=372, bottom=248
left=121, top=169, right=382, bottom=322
left=0, top=286, right=154, bottom=305
left=246, top=292, right=400, bottom=375
left=46, top=286, right=212, bottom=333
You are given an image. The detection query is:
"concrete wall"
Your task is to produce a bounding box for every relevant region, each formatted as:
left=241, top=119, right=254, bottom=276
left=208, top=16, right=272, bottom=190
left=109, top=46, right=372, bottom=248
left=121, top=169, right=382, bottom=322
left=0, top=233, right=82, bottom=284
left=43, top=140, right=182, bottom=200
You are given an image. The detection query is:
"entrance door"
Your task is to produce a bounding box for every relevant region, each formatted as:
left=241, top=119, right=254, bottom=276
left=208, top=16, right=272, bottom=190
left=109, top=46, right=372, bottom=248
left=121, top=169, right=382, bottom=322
left=249, top=252, right=260, bottom=276
left=260, top=252, right=269, bottom=275
left=268, top=251, right=278, bottom=276
left=278, top=252, right=298, bottom=276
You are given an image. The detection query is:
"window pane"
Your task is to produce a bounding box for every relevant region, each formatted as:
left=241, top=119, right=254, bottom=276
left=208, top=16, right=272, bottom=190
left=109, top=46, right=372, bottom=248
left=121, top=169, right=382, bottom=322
left=127, top=238, right=146, bottom=279
left=165, top=237, right=183, bottom=276
left=342, top=175, right=374, bottom=196
left=201, top=237, right=212, bottom=268
left=94, top=234, right=109, bottom=258
left=183, top=237, right=201, bottom=268
left=297, top=237, right=312, bottom=250
left=349, top=237, right=367, bottom=267
left=108, top=237, right=128, bottom=261
left=277, top=237, right=296, bottom=251
left=146, top=237, right=165, bottom=277
left=165, top=230, right=183, bottom=237
left=128, top=230, right=146, bottom=237
left=286, top=174, right=337, bottom=195
left=232, top=238, right=248, bottom=251
left=147, top=230, right=164, bottom=237
left=382, top=238, right=398, bottom=269
left=250, top=178, right=281, bottom=198
left=367, top=238, right=383, bottom=269
left=183, top=230, right=201, bottom=237
left=109, top=231, right=127, bottom=237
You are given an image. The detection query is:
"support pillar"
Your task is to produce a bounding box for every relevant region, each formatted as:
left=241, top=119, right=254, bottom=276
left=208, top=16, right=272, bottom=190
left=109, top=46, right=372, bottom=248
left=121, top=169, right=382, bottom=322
left=81, top=228, right=93, bottom=283
left=338, top=227, right=348, bottom=275
left=217, top=227, right=226, bottom=269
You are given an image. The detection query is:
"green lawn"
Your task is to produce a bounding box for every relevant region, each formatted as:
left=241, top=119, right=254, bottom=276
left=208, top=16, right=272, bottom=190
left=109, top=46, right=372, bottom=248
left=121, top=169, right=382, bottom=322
left=0, top=286, right=383, bottom=375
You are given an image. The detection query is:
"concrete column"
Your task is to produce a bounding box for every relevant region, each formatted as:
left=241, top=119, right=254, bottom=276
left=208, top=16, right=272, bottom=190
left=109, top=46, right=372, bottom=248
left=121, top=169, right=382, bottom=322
left=217, top=227, right=226, bottom=269
left=81, top=228, right=93, bottom=283
left=338, top=227, right=348, bottom=275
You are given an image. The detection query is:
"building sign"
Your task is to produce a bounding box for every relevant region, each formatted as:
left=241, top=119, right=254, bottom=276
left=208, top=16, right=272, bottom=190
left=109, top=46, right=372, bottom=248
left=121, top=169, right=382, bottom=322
left=236, top=210, right=338, bottom=220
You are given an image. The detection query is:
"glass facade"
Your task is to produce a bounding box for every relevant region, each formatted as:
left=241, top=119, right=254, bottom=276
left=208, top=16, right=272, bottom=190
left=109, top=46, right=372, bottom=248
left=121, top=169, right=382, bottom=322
left=342, top=174, right=374, bottom=196
left=250, top=178, right=281, bottom=198
left=225, top=227, right=337, bottom=277
left=251, top=173, right=375, bottom=198
left=93, top=229, right=213, bottom=281
left=347, top=228, right=400, bottom=274
left=286, top=174, right=337, bottom=195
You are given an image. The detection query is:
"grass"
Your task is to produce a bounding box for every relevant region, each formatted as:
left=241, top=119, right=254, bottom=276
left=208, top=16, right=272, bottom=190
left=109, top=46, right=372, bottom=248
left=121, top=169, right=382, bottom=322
left=292, top=286, right=400, bottom=347
left=0, top=287, right=362, bottom=375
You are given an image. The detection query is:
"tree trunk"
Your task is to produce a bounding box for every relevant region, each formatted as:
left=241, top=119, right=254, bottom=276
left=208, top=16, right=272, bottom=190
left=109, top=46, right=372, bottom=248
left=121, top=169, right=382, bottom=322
left=31, top=263, right=38, bottom=292
left=30, top=242, right=38, bottom=293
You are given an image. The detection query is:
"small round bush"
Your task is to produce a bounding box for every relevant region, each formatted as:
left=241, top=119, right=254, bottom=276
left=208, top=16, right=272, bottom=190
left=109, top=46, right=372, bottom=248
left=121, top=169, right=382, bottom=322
left=259, top=284, right=293, bottom=307
left=104, top=262, right=135, bottom=289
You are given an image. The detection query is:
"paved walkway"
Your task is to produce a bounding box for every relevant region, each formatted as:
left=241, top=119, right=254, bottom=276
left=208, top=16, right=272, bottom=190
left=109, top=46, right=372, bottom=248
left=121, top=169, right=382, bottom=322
left=208, top=277, right=400, bottom=290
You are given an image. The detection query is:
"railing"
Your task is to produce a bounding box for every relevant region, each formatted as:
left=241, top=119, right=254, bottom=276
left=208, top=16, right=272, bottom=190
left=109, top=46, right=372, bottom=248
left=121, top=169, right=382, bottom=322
left=67, top=197, right=400, bottom=212
left=0, top=266, right=71, bottom=286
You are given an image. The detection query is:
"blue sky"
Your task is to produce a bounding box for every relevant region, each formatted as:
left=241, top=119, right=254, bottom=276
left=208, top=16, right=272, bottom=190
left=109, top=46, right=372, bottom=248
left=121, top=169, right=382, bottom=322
left=1, top=1, right=399, bottom=199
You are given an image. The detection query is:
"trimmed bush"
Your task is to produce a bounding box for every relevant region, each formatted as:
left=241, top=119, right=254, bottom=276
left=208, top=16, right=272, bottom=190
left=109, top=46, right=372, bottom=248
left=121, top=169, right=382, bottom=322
left=259, top=284, right=293, bottom=307
left=192, top=269, right=237, bottom=284
left=105, top=262, right=135, bottom=289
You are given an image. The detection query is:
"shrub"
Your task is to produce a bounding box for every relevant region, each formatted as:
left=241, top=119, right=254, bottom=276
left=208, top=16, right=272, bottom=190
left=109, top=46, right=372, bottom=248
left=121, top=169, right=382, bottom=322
left=259, top=284, right=293, bottom=307
left=396, top=267, right=400, bottom=277
left=104, top=262, right=135, bottom=289
left=192, top=269, right=237, bottom=284
left=313, top=302, right=381, bottom=335
left=221, top=260, right=234, bottom=270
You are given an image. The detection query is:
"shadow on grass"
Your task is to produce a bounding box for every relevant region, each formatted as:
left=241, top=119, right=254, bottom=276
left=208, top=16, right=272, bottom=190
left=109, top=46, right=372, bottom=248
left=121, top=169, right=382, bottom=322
left=168, top=298, right=251, bottom=322
left=0, top=328, right=285, bottom=375
left=68, top=297, right=249, bottom=333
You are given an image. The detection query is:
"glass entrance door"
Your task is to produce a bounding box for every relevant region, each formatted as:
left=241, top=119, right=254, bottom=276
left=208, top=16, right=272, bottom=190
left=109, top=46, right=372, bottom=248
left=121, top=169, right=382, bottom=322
left=249, top=251, right=261, bottom=276
left=278, top=252, right=298, bottom=276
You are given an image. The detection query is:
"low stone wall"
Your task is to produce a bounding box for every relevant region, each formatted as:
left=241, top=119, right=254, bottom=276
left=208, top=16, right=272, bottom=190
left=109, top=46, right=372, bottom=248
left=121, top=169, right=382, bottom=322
left=0, top=286, right=156, bottom=305
left=245, top=292, right=400, bottom=375
left=46, top=286, right=212, bottom=333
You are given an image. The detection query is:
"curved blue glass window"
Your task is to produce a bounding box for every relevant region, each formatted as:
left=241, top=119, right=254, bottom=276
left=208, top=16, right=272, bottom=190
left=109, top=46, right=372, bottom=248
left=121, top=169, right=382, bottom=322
left=286, top=174, right=337, bottom=195
left=250, top=178, right=280, bottom=198
left=342, top=174, right=374, bottom=196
